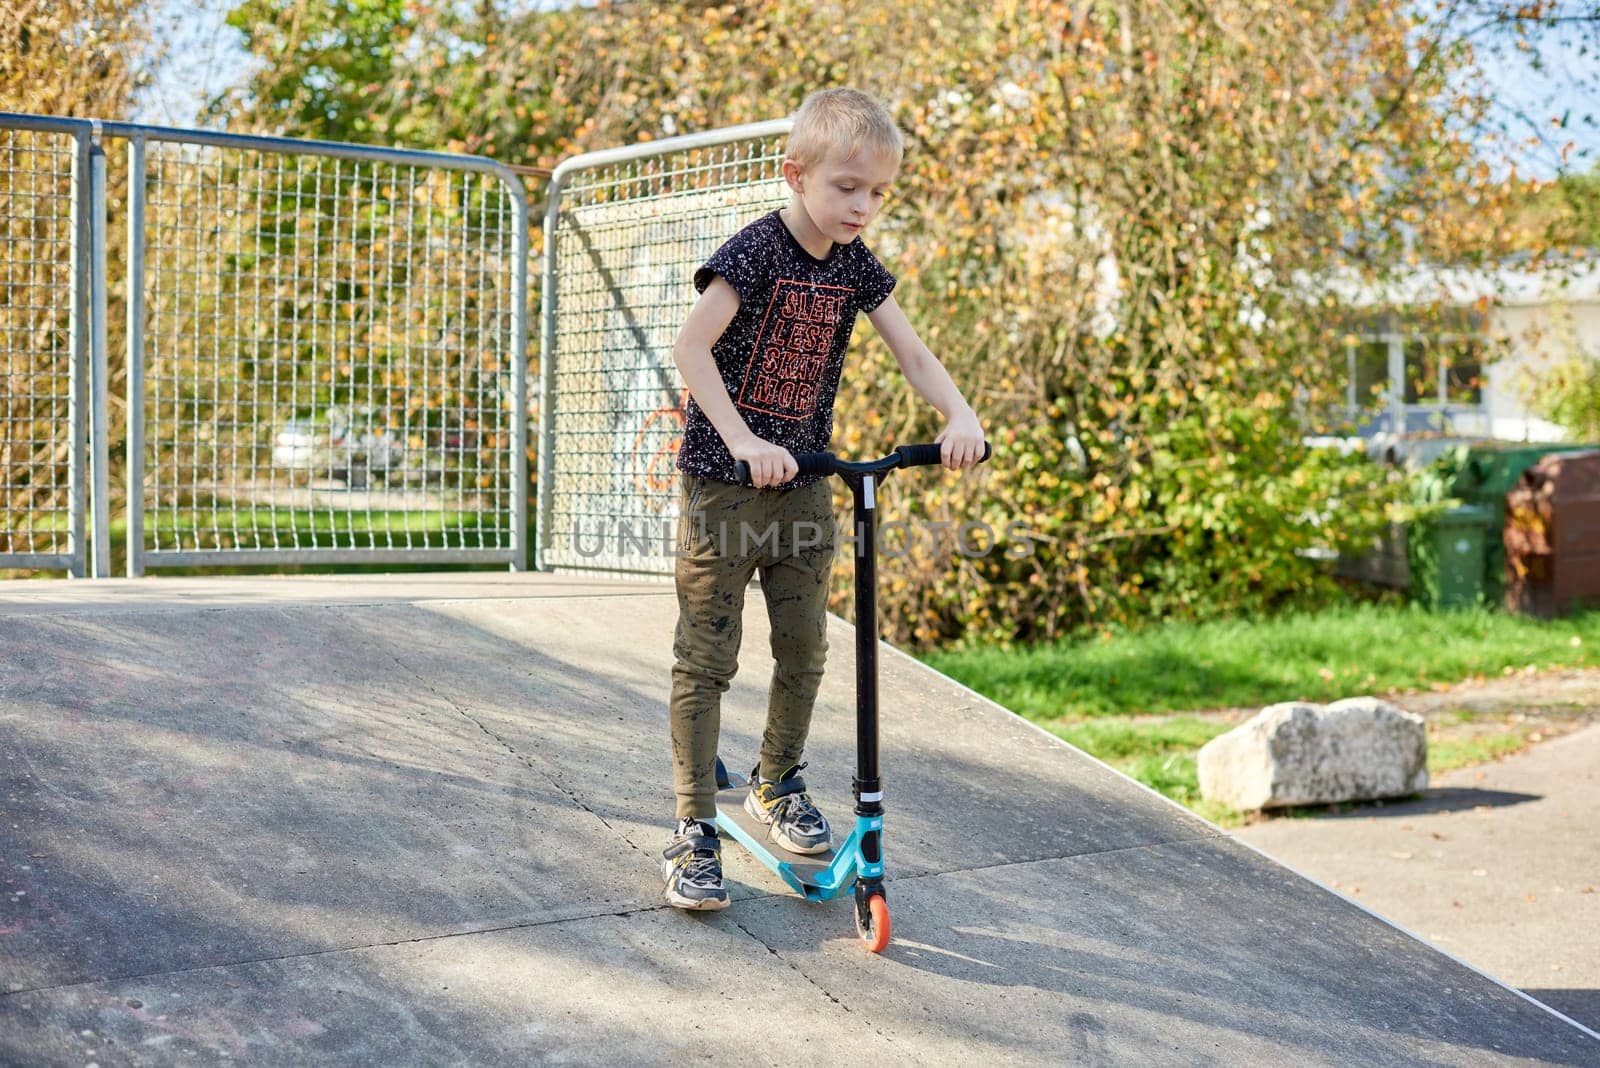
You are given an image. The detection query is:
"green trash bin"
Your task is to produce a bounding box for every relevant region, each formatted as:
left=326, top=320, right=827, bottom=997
left=1408, top=504, right=1493, bottom=610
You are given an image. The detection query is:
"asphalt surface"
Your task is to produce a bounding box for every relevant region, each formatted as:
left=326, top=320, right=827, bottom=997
left=1, top=574, right=1595, bottom=1065
left=1236, top=721, right=1600, bottom=1035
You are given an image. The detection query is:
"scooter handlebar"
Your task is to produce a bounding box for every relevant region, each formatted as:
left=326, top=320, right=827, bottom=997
left=732, top=441, right=990, bottom=486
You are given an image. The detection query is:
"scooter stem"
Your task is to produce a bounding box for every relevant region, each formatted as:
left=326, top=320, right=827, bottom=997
left=849, top=471, right=883, bottom=821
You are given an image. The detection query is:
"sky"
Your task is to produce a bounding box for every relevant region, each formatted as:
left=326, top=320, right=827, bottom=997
left=1467, top=24, right=1600, bottom=178
left=134, top=0, right=258, bottom=128
left=134, top=2, right=1600, bottom=180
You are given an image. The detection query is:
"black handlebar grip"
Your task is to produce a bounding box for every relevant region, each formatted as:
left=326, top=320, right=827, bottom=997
left=793, top=452, right=837, bottom=479
left=893, top=441, right=993, bottom=468
left=732, top=452, right=836, bottom=486
left=893, top=443, right=944, bottom=468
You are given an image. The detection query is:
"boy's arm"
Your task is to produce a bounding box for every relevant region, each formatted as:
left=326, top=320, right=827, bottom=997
left=866, top=294, right=986, bottom=470
left=673, top=276, right=798, bottom=488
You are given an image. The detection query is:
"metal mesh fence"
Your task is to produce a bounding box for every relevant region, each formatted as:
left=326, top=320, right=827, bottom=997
left=130, top=135, right=528, bottom=569
left=0, top=123, right=86, bottom=572
left=537, top=121, right=792, bottom=574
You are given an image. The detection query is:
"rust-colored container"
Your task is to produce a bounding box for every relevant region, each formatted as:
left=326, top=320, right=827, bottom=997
left=1504, top=450, right=1600, bottom=618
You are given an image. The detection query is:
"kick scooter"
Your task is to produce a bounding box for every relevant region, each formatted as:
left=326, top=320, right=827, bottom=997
left=720, top=441, right=990, bottom=952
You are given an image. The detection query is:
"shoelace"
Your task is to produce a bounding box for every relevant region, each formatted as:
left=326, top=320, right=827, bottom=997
left=774, top=791, right=825, bottom=834
left=674, top=821, right=722, bottom=888
left=679, top=848, right=721, bottom=888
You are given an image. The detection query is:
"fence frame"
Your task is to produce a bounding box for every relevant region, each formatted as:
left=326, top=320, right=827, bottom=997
left=104, top=120, right=532, bottom=575
left=535, top=119, right=794, bottom=574
left=2, top=111, right=534, bottom=577
left=0, top=112, right=97, bottom=577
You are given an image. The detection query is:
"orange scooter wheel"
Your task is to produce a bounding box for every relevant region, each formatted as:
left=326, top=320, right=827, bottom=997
left=856, top=893, right=891, bottom=953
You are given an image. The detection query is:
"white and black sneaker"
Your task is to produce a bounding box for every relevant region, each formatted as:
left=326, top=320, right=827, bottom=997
left=661, top=818, right=730, bottom=911
left=744, top=763, right=831, bottom=855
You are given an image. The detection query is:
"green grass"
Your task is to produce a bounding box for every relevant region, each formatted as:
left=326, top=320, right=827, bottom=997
left=922, top=603, right=1600, bottom=721
left=1043, top=716, right=1244, bottom=825
left=920, top=603, right=1600, bottom=823
left=1428, top=732, right=1530, bottom=774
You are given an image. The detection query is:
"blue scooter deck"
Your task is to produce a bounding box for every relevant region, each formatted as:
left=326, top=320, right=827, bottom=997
left=713, top=773, right=839, bottom=890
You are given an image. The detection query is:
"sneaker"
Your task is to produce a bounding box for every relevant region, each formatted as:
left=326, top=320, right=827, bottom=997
left=743, top=763, right=831, bottom=855
left=661, top=818, right=729, bottom=911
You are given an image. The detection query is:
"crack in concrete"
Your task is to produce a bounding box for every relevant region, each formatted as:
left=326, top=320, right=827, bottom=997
left=886, top=833, right=1229, bottom=885
left=0, top=838, right=1226, bottom=1004
left=345, top=611, right=649, bottom=862
left=0, top=900, right=671, bottom=1001
left=727, top=915, right=869, bottom=1025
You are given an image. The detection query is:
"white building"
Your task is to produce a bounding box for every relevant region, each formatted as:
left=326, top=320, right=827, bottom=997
left=1328, top=258, right=1600, bottom=443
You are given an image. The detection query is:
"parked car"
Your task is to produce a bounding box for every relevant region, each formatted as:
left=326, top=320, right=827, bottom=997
left=270, top=408, right=405, bottom=487
left=270, top=419, right=324, bottom=470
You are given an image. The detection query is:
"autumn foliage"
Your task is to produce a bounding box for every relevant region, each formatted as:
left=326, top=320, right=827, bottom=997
left=205, top=0, right=1600, bottom=644
left=12, top=0, right=1598, bottom=641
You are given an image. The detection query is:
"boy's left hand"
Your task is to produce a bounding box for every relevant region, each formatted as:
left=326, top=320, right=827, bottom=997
left=936, top=409, right=986, bottom=471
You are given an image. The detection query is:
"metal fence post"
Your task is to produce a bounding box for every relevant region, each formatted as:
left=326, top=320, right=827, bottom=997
left=89, top=126, right=110, bottom=578
left=509, top=181, right=531, bottom=572
left=535, top=177, right=562, bottom=572
left=126, top=135, right=147, bottom=577
left=66, top=126, right=91, bottom=578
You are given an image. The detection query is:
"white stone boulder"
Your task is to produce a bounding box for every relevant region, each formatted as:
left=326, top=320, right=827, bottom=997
left=1197, top=697, right=1427, bottom=811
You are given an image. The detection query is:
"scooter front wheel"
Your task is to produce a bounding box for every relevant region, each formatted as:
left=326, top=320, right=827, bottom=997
left=855, top=892, right=891, bottom=953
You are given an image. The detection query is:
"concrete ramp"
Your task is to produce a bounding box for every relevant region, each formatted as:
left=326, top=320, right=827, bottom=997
left=0, top=574, right=1593, bottom=1064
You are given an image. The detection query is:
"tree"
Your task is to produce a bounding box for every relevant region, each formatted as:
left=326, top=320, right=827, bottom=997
left=2, top=0, right=155, bottom=561
left=208, top=1, right=1600, bottom=642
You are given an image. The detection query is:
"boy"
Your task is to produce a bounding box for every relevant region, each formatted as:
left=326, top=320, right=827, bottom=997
left=663, top=88, right=985, bottom=910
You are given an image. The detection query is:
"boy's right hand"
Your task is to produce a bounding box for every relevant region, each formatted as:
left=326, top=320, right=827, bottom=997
left=730, top=436, right=798, bottom=488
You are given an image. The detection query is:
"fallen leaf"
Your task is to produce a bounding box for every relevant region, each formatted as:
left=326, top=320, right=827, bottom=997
left=1451, top=900, right=1464, bottom=908
left=1527, top=894, right=1538, bottom=902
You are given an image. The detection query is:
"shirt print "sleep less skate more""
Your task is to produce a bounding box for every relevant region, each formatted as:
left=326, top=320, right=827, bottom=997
left=739, top=283, right=850, bottom=420
left=679, top=211, right=896, bottom=488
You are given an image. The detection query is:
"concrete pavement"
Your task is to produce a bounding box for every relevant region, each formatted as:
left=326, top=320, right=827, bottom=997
left=1236, top=721, right=1600, bottom=1035
left=1, top=574, right=1595, bottom=1065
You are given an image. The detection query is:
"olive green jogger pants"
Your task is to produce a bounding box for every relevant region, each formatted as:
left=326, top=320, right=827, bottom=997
left=670, top=473, right=836, bottom=821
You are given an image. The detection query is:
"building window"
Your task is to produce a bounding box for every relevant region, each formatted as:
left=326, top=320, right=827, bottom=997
left=1340, top=317, right=1487, bottom=435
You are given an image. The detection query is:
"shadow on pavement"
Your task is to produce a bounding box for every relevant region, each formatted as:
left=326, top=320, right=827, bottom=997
left=2, top=585, right=1596, bottom=1065
left=1268, top=787, right=1544, bottom=821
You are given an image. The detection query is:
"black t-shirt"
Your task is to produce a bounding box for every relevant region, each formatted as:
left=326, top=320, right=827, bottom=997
left=678, top=210, right=897, bottom=487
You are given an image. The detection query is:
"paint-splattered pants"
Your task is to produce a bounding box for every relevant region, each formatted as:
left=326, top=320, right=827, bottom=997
left=670, top=473, right=836, bottom=820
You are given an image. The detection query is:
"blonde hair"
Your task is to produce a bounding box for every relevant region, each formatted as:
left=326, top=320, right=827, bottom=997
left=787, top=89, right=904, bottom=171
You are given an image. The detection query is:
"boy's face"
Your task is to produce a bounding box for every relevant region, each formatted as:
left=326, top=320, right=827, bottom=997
left=785, top=148, right=898, bottom=246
